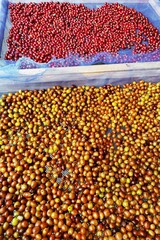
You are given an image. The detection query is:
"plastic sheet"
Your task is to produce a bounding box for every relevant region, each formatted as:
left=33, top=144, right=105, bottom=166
left=149, top=0, right=160, bottom=16
left=0, top=63, right=160, bottom=93
left=0, top=0, right=160, bottom=72
left=1, top=50, right=160, bottom=70
left=0, top=0, right=8, bottom=56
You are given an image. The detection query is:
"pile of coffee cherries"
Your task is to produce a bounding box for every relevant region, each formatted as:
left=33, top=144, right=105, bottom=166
left=5, top=2, right=160, bottom=63
left=0, top=81, right=160, bottom=239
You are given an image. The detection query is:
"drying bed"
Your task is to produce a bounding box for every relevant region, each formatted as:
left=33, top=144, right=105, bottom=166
left=0, top=79, right=160, bottom=239
left=0, top=0, right=160, bottom=69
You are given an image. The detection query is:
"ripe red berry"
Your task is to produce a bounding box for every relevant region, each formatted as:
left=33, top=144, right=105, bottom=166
left=5, top=2, right=160, bottom=63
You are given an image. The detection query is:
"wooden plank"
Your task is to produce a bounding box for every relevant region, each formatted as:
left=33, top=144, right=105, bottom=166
left=19, top=62, right=160, bottom=76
